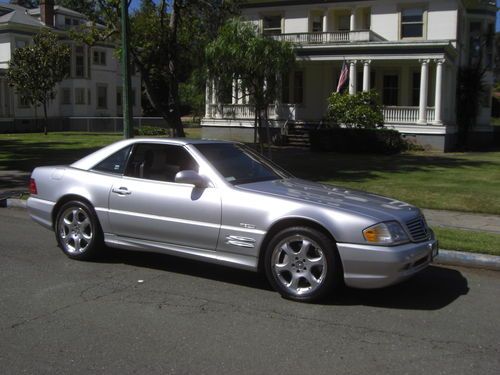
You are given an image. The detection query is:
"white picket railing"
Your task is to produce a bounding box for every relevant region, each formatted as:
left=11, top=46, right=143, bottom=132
left=208, top=104, right=438, bottom=125
left=208, top=104, right=296, bottom=121
left=271, top=30, right=383, bottom=44
left=383, top=106, right=437, bottom=124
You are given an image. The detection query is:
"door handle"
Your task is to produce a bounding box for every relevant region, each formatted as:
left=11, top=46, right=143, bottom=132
left=112, top=187, right=132, bottom=195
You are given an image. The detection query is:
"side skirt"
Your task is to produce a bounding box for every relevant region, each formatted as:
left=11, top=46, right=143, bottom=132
left=104, top=233, right=258, bottom=271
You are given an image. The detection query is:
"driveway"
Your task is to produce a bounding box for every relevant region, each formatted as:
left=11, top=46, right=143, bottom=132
left=0, top=208, right=499, bottom=374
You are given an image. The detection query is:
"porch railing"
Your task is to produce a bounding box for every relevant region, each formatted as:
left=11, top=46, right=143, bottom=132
left=208, top=104, right=296, bottom=121
left=383, top=106, right=436, bottom=124
left=270, top=30, right=384, bottom=44
left=208, top=104, right=438, bottom=125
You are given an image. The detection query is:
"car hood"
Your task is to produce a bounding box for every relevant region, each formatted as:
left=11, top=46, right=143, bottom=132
left=237, top=178, right=421, bottom=222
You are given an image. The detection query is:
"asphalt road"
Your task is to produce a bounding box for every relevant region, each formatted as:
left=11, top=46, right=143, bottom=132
left=1, top=208, right=499, bottom=375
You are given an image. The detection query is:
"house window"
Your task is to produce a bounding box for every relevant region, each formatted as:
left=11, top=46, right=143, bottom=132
left=75, top=46, right=85, bottom=78
left=338, top=15, right=350, bottom=31
left=401, top=7, right=424, bottom=38
left=65, top=17, right=72, bottom=27
left=72, top=19, right=80, bottom=26
left=75, top=88, right=86, bottom=105
left=412, top=72, right=420, bottom=106
left=15, top=39, right=28, bottom=49
left=93, top=50, right=106, bottom=65
left=281, top=73, right=290, bottom=103
left=382, top=75, right=398, bottom=105
left=116, top=87, right=122, bottom=107
left=293, top=71, right=304, bottom=104
left=311, top=16, right=322, bottom=32
left=61, top=88, right=72, bottom=105
left=18, top=95, right=30, bottom=108
left=88, top=89, right=91, bottom=105
left=262, top=15, right=282, bottom=35
left=97, top=85, right=108, bottom=109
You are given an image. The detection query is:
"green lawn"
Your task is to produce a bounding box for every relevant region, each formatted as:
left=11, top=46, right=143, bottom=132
left=433, top=227, right=500, bottom=256
left=274, top=150, right=500, bottom=215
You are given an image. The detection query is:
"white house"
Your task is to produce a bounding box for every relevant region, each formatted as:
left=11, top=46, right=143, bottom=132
left=0, top=1, right=141, bottom=132
left=201, top=0, right=496, bottom=151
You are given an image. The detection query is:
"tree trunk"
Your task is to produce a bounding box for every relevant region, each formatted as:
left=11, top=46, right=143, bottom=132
left=264, top=107, right=272, bottom=159
left=258, top=108, right=264, bottom=154
left=253, top=106, right=258, bottom=144
left=42, top=100, right=48, bottom=135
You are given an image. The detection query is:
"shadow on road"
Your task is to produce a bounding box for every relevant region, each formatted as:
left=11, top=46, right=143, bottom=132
left=96, top=249, right=468, bottom=310
left=327, top=265, right=469, bottom=310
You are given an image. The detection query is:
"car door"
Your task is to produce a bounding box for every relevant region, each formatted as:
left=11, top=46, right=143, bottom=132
left=108, top=142, right=221, bottom=251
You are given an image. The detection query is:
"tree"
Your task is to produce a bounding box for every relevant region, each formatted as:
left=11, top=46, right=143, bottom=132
left=326, top=90, right=384, bottom=129
left=7, top=30, right=70, bottom=134
left=73, top=0, right=238, bottom=137
left=205, top=19, right=295, bottom=153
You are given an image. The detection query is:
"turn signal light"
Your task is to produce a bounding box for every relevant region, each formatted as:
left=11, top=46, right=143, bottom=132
left=29, top=178, right=37, bottom=195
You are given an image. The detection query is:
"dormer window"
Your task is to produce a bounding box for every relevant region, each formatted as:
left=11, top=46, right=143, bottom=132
left=262, top=15, right=282, bottom=35
left=401, top=7, right=425, bottom=38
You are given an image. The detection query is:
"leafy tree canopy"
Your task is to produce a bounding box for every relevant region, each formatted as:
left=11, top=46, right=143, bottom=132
left=206, top=19, right=295, bottom=150
left=7, top=30, right=70, bottom=134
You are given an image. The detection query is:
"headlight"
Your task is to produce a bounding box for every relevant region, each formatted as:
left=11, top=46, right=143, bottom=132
left=363, top=221, right=409, bottom=245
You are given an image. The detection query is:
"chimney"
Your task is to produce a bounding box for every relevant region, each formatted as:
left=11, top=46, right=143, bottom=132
left=40, top=0, right=55, bottom=28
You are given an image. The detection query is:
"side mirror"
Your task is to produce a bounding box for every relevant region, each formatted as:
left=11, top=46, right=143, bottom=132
left=174, top=170, right=209, bottom=188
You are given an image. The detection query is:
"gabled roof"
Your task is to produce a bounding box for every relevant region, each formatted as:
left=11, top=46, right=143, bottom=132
left=28, top=5, right=86, bottom=19
left=0, top=3, right=45, bottom=28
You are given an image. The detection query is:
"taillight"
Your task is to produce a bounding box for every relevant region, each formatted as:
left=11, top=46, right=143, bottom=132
left=29, top=178, right=37, bottom=195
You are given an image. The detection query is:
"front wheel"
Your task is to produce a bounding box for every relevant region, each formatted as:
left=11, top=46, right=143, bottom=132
left=55, top=200, right=103, bottom=260
left=264, top=226, right=342, bottom=302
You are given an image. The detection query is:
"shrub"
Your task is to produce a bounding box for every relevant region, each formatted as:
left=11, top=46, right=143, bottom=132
left=327, top=90, right=384, bottom=129
left=134, top=125, right=169, bottom=136
left=310, top=128, right=407, bottom=154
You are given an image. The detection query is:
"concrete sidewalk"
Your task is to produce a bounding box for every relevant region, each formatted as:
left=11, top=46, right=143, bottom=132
left=423, top=209, right=500, bottom=234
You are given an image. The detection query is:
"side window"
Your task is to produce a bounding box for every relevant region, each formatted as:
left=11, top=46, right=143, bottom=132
left=93, top=146, right=132, bottom=175
left=125, top=144, right=199, bottom=182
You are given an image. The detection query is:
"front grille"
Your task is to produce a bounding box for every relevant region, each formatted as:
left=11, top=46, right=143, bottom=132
left=405, top=216, right=430, bottom=242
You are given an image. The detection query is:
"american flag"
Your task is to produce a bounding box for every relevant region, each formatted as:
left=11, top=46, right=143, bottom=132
left=336, top=61, right=349, bottom=93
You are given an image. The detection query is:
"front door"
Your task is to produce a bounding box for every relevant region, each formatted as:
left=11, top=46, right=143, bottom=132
left=108, top=143, right=221, bottom=251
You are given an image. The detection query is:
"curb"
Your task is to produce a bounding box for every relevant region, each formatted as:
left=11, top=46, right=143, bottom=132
left=435, top=249, right=500, bottom=271
left=0, top=199, right=498, bottom=271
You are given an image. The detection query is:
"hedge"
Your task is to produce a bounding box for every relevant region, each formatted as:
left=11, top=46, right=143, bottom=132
left=310, top=128, right=407, bottom=154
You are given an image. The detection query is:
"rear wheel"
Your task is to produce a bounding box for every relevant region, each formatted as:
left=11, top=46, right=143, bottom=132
left=264, top=226, right=342, bottom=302
left=55, top=200, right=103, bottom=260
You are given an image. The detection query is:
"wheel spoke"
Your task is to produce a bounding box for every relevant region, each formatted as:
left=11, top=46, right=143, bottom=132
left=74, top=236, right=81, bottom=252
left=298, top=239, right=311, bottom=257
left=275, top=261, right=292, bottom=273
left=304, top=272, right=320, bottom=287
left=288, top=273, right=300, bottom=290
left=280, top=242, right=295, bottom=257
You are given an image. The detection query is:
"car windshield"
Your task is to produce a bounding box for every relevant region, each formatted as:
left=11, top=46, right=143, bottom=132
left=194, top=143, right=292, bottom=185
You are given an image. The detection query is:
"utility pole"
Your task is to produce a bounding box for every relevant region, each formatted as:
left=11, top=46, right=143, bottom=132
left=121, top=0, right=133, bottom=139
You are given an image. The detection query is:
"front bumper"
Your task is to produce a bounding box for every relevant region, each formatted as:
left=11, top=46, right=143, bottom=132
left=337, top=236, right=438, bottom=289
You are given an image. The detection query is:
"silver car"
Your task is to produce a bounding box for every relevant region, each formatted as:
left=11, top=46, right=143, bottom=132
left=27, top=138, right=438, bottom=302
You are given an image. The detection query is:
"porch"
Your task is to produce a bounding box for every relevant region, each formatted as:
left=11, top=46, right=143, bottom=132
left=204, top=103, right=438, bottom=126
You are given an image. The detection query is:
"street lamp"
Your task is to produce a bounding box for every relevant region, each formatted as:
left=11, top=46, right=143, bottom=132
left=121, top=0, right=133, bottom=139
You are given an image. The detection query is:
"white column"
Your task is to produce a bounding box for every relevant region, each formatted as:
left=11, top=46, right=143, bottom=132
left=237, top=78, right=243, bottom=104
left=434, top=59, right=445, bottom=125
left=211, top=80, right=216, bottom=105
left=418, top=59, right=429, bottom=124
left=322, top=11, right=328, bottom=32
left=205, top=79, right=211, bottom=117
left=232, top=78, right=237, bottom=105
left=362, top=60, right=371, bottom=92
left=349, top=60, right=357, bottom=95
left=350, top=8, right=357, bottom=31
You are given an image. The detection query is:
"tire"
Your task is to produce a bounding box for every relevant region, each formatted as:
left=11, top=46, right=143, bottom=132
left=55, top=200, right=103, bottom=260
left=264, top=226, right=342, bottom=302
